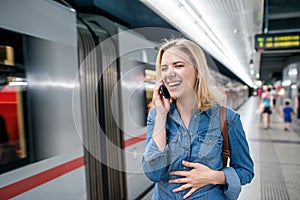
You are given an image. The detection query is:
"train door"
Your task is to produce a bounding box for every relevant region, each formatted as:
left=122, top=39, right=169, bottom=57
left=77, top=14, right=158, bottom=199
left=77, top=15, right=126, bottom=200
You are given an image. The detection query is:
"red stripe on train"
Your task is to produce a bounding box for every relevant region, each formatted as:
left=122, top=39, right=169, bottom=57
left=0, top=157, right=84, bottom=200
left=0, top=134, right=146, bottom=199
left=123, top=133, right=147, bottom=147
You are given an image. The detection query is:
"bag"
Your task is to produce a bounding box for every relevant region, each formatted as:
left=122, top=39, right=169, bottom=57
left=220, top=106, right=230, bottom=167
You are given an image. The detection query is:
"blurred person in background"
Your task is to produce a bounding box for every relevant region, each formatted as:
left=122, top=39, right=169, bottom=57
left=270, top=85, right=277, bottom=112
left=260, top=85, right=274, bottom=130
left=282, top=101, right=294, bottom=131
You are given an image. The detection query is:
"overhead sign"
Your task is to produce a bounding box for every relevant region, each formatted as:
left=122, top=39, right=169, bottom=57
left=255, top=32, right=300, bottom=51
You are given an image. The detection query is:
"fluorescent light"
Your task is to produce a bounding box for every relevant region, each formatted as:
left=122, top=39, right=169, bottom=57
left=8, top=81, right=28, bottom=86
left=282, top=80, right=291, bottom=86
left=288, top=68, right=297, bottom=76
left=140, top=0, right=254, bottom=87
left=255, top=80, right=262, bottom=87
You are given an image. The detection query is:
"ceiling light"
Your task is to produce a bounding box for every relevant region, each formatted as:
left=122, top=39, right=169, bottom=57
left=291, top=84, right=297, bottom=89
left=288, top=68, right=297, bottom=76
left=140, top=0, right=254, bottom=87
left=233, top=29, right=239, bottom=34
left=282, top=80, right=291, bottom=86
left=255, top=73, right=260, bottom=79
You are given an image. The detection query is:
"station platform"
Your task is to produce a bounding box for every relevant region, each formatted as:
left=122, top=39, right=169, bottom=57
left=141, top=96, right=300, bottom=200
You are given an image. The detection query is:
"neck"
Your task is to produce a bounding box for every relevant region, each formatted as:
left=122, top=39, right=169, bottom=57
left=176, top=98, right=197, bottom=129
left=176, top=97, right=197, bottom=117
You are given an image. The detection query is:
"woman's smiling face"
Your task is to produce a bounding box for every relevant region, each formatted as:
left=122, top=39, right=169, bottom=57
left=161, top=47, right=198, bottom=99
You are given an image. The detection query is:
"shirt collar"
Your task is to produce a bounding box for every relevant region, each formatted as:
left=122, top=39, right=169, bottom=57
left=202, top=103, right=219, bottom=118
left=168, top=101, right=219, bottom=120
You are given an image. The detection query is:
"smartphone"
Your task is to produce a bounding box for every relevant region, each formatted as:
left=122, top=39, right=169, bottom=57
left=160, top=85, right=170, bottom=99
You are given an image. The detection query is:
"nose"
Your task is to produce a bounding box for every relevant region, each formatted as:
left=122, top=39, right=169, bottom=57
left=165, top=67, right=176, bottom=77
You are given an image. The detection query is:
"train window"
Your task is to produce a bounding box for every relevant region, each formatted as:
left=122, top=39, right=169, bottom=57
left=0, top=44, right=14, bottom=66
left=0, top=77, right=29, bottom=174
left=144, top=68, right=155, bottom=115
left=0, top=29, right=29, bottom=174
left=0, top=28, right=24, bottom=67
left=119, top=47, right=157, bottom=130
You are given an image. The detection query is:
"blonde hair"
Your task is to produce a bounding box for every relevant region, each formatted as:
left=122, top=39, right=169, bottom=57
left=156, top=38, right=224, bottom=111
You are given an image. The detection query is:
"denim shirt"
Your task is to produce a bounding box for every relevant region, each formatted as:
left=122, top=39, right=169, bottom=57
left=142, top=102, right=254, bottom=200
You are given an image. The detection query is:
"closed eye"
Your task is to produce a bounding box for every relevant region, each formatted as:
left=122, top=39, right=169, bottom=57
left=175, top=64, right=184, bottom=68
left=173, top=61, right=185, bottom=68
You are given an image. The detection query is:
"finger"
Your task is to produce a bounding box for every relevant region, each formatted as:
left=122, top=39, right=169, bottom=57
left=182, top=160, right=199, bottom=168
left=169, top=177, right=189, bottom=184
left=153, top=81, right=163, bottom=96
left=169, top=170, right=189, bottom=177
left=162, top=94, right=171, bottom=106
left=183, top=188, right=198, bottom=199
left=153, top=83, right=164, bottom=103
left=172, top=184, right=192, bottom=193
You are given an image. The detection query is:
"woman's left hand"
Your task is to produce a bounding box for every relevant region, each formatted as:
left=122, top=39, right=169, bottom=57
left=169, top=160, right=223, bottom=199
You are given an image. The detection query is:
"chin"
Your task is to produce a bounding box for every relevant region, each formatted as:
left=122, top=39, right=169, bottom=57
left=170, top=92, right=182, bottom=100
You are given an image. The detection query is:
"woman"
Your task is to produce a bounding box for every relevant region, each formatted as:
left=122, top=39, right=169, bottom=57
left=260, top=86, right=274, bottom=130
left=142, top=38, right=254, bottom=199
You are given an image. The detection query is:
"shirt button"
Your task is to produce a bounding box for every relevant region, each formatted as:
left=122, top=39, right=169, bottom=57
left=194, top=115, right=197, bottom=118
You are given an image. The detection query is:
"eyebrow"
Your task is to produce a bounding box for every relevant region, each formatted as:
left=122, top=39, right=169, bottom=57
left=161, top=61, right=185, bottom=67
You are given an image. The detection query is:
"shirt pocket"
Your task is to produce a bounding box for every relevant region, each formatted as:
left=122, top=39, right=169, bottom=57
left=166, top=133, right=180, bottom=162
left=198, top=132, right=222, bottom=161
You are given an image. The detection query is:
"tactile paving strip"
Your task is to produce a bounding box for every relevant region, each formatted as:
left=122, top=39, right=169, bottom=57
left=261, top=162, right=289, bottom=200
left=260, top=141, right=290, bottom=200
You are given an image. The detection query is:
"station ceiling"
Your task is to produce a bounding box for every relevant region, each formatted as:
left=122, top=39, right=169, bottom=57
left=68, top=0, right=300, bottom=85
left=259, top=0, right=300, bottom=83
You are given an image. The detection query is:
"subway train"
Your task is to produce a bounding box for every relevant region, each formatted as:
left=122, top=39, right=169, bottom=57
left=0, top=1, right=249, bottom=199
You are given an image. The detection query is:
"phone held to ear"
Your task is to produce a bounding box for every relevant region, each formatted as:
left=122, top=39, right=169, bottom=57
left=160, top=85, right=170, bottom=99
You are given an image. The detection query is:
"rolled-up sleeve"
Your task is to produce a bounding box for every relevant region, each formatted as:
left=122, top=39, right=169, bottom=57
left=142, top=138, right=169, bottom=182
left=142, top=107, right=169, bottom=182
left=222, top=167, right=241, bottom=200
left=223, top=109, right=254, bottom=199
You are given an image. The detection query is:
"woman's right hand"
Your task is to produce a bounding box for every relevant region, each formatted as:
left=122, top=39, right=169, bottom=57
left=152, top=81, right=170, bottom=152
left=153, top=81, right=171, bottom=117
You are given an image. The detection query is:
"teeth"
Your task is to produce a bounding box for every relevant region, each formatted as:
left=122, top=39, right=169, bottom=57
left=168, top=81, right=181, bottom=87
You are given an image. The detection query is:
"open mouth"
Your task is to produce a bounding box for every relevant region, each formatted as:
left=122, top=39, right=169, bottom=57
left=167, top=80, right=182, bottom=88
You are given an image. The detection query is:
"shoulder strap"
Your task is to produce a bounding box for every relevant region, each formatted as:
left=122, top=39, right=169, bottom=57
left=220, top=106, right=230, bottom=167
